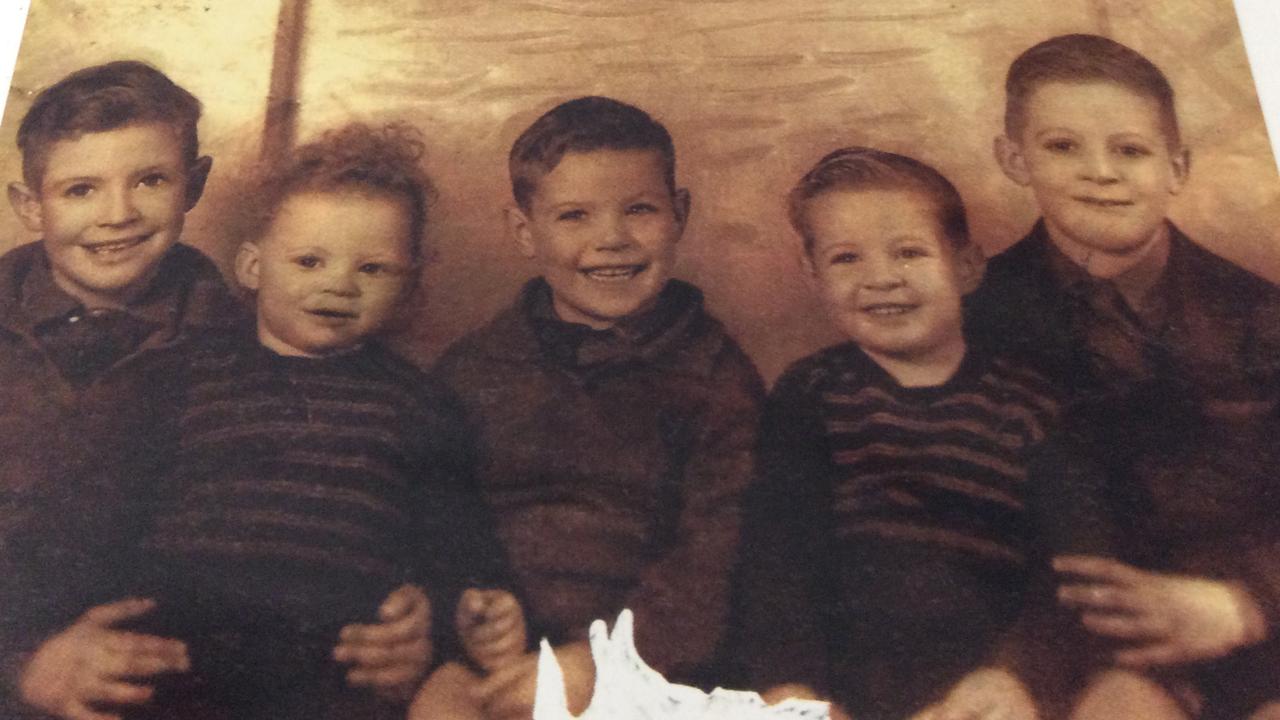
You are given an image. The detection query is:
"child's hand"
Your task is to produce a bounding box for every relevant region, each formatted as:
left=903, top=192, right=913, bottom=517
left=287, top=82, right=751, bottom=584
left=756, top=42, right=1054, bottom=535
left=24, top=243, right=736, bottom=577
left=1054, top=555, right=1269, bottom=666
left=19, top=598, right=189, bottom=720
left=910, top=667, right=1039, bottom=720
left=335, top=584, right=433, bottom=701
left=471, top=641, right=594, bottom=720
left=456, top=589, right=527, bottom=673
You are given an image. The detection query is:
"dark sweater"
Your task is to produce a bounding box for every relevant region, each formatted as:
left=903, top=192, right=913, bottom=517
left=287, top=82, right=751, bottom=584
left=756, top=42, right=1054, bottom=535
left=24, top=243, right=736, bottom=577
left=111, top=331, right=508, bottom=677
left=733, top=343, right=1058, bottom=717
left=967, top=221, right=1280, bottom=711
left=0, top=243, right=244, bottom=717
left=432, top=278, right=764, bottom=682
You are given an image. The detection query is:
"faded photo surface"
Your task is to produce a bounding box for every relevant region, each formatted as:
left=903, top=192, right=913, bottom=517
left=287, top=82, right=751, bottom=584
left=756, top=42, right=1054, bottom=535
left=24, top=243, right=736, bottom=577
left=2, top=1, right=1279, bottom=719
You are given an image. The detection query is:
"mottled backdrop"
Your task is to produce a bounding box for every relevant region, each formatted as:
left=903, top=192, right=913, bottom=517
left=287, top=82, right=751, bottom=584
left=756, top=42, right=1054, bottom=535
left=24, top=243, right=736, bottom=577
left=2, top=0, right=1276, bottom=380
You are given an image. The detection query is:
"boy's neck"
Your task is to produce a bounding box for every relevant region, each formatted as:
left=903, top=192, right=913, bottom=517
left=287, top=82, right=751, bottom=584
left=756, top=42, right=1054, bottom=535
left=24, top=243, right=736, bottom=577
left=1044, top=220, right=1172, bottom=284
left=863, top=339, right=968, bottom=388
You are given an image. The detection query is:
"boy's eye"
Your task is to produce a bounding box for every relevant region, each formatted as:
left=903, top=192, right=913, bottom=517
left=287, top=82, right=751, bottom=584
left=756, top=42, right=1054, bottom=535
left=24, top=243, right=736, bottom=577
left=829, top=252, right=860, bottom=265
left=626, top=203, right=659, bottom=216
left=358, top=262, right=386, bottom=275
left=556, top=209, right=587, bottom=222
left=896, top=246, right=930, bottom=260
left=63, top=183, right=94, bottom=199
left=294, top=255, right=321, bottom=269
left=1044, top=139, right=1076, bottom=153
left=138, top=173, right=169, bottom=188
left=1114, top=144, right=1151, bottom=158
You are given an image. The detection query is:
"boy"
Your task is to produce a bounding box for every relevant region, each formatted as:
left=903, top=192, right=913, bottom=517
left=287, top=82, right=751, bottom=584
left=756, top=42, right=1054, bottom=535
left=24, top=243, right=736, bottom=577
left=433, top=96, right=764, bottom=719
left=966, top=34, right=1280, bottom=719
left=733, top=147, right=1057, bottom=720
left=89, top=122, right=525, bottom=720
left=0, top=63, right=429, bottom=720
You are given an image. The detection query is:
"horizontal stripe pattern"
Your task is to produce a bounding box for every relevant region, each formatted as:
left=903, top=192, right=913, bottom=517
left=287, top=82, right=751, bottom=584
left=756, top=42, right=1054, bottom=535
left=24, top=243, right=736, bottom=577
left=813, top=348, right=1057, bottom=568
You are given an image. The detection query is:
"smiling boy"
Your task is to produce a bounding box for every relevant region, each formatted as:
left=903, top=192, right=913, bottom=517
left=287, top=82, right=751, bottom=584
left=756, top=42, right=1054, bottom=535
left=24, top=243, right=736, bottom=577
left=734, top=147, right=1057, bottom=720
left=966, top=34, right=1280, bottom=719
left=433, top=96, right=764, bottom=719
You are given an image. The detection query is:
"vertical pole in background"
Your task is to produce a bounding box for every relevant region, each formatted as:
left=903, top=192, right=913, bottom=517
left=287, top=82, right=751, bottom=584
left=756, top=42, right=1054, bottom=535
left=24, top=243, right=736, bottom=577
left=261, top=0, right=309, bottom=163
left=1088, top=0, right=1113, bottom=37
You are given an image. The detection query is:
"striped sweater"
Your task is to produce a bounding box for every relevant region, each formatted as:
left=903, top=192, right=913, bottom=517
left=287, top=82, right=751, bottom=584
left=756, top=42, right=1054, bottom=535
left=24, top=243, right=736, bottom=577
left=734, top=343, right=1058, bottom=708
left=98, top=330, right=506, bottom=664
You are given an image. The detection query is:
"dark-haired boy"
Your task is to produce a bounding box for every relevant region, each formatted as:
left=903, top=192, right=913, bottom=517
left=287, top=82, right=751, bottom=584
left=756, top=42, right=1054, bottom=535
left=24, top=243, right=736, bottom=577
left=967, top=33, right=1280, bottom=719
left=0, top=61, right=429, bottom=720
left=433, top=96, right=764, bottom=719
left=733, top=147, right=1056, bottom=720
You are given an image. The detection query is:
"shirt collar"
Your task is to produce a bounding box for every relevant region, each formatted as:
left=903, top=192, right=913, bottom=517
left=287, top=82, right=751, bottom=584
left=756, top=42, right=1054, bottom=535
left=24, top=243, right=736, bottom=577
left=1042, top=221, right=1172, bottom=305
left=20, top=249, right=179, bottom=329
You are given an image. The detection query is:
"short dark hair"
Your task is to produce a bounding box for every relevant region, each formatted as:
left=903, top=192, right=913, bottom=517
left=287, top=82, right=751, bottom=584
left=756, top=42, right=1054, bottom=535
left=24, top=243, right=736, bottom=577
left=788, top=147, right=970, bottom=255
left=17, top=60, right=202, bottom=187
left=509, top=96, right=676, bottom=210
left=250, top=122, right=435, bottom=263
left=1005, top=34, right=1180, bottom=147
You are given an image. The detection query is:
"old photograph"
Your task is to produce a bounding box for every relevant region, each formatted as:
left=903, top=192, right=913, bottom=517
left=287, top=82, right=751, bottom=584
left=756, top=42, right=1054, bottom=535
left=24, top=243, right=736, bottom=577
left=0, top=1, right=1278, bottom=718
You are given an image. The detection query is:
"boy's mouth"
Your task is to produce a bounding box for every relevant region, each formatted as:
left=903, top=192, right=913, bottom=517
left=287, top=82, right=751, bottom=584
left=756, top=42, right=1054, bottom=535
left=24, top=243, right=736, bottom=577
left=307, top=308, right=358, bottom=320
left=860, top=302, right=917, bottom=316
left=1074, top=196, right=1134, bottom=208
left=579, top=263, right=648, bottom=282
left=83, top=234, right=152, bottom=255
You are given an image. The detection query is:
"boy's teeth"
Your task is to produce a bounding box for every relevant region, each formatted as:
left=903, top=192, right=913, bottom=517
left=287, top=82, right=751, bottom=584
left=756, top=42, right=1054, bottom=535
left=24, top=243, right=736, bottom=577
left=86, top=236, right=147, bottom=254
left=864, top=305, right=912, bottom=315
left=584, top=266, right=641, bottom=280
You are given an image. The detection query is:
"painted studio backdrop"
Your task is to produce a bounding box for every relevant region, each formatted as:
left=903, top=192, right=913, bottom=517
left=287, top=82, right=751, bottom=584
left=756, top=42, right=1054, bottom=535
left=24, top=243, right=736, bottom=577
left=1, top=0, right=1277, bottom=381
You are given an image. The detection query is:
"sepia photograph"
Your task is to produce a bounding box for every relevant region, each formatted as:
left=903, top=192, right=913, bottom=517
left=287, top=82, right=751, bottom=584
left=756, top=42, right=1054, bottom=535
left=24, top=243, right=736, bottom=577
left=0, top=1, right=1278, bottom=718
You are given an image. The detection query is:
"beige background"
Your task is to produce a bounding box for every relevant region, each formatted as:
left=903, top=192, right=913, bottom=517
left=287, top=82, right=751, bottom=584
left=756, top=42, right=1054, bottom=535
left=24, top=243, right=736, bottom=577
left=2, top=0, right=1276, bottom=381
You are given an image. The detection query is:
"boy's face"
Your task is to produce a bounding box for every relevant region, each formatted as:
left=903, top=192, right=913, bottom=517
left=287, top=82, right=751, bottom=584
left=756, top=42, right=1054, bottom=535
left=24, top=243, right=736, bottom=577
left=235, top=191, right=416, bottom=358
left=803, top=188, right=982, bottom=368
left=507, top=148, right=689, bottom=330
left=7, top=122, right=209, bottom=308
left=996, top=81, right=1188, bottom=259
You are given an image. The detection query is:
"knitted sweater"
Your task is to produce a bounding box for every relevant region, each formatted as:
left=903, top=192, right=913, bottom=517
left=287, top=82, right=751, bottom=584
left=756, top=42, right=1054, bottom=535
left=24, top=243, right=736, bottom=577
left=433, top=278, right=764, bottom=682
left=734, top=343, right=1058, bottom=711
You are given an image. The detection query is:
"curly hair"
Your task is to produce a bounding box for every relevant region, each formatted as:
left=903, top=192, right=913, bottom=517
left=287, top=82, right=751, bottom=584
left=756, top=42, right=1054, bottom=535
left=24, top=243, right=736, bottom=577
left=251, top=122, right=436, bottom=262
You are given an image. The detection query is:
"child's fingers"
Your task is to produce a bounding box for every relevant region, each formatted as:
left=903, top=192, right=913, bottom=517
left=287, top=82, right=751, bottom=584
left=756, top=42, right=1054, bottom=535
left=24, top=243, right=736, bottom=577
left=1079, top=610, right=1168, bottom=641
left=101, top=632, right=189, bottom=671
left=84, top=679, right=154, bottom=706
left=1114, top=640, right=1182, bottom=667
left=345, top=662, right=422, bottom=690
left=1052, top=556, right=1144, bottom=587
left=335, top=635, right=432, bottom=668
left=379, top=584, right=430, bottom=624
left=80, top=598, right=157, bottom=628
left=339, top=614, right=427, bottom=647
left=1057, top=582, right=1138, bottom=613
left=464, top=613, right=522, bottom=645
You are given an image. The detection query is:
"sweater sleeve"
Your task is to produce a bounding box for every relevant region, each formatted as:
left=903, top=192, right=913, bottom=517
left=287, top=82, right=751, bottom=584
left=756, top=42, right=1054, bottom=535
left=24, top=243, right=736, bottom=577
left=730, top=360, right=837, bottom=695
left=617, top=343, right=764, bottom=682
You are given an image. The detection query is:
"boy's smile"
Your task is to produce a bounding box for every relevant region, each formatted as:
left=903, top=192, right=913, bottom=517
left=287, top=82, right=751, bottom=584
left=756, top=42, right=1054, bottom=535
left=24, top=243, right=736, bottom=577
left=997, top=81, right=1188, bottom=272
left=804, top=189, right=980, bottom=380
left=8, top=122, right=207, bottom=308
left=508, top=149, right=688, bottom=330
left=236, top=191, right=415, bottom=358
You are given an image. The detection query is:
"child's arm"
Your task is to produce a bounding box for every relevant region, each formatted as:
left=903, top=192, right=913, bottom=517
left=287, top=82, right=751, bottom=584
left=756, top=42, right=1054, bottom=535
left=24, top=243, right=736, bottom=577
left=908, top=668, right=1040, bottom=720
left=469, top=640, right=594, bottom=720
left=19, top=599, right=189, bottom=720
left=334, top=584, right=433, bottom=701
left=1054, top=555, right=1269, bottom=666
left=616, top=345, right=765, bottom=676
left=455, top=588, right=526, bottom=673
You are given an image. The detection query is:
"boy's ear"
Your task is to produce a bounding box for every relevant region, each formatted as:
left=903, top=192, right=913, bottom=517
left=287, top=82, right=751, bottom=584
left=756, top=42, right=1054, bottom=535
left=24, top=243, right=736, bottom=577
left=505, top=205, right=537, bottom=259
left=184, top=156, right=213, bottom=211
left=954, top=242, right=988, bottom=295
left=234, top=241, right=262, bottom=291
left=7, top=182, right=44, bottom=233
left=994, top=135, right=1032, bottom=186
left=1169, top=146, right=1191, bottom=195
left=673, top=188, right=692, bottom=230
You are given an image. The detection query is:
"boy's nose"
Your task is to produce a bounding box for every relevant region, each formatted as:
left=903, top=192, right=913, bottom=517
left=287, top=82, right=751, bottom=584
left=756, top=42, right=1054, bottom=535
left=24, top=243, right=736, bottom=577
left=1080, top=148, right=1120, bottom=184
left=861, top=255, right=905, bottom=289
left=596, top=215, right=637, bottom=251
left=100, top=187, right=142, bottom=226
left=322, top=270, right=361, bottom=297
